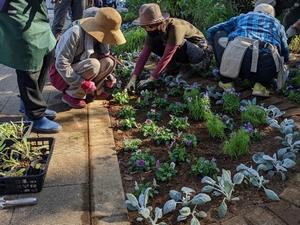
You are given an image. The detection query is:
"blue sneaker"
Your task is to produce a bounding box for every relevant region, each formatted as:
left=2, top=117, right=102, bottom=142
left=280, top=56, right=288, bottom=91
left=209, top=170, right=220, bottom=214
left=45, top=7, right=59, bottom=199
left=32, top=117, right=62, bottom=133
left=19, top=100, right=57, bottom=120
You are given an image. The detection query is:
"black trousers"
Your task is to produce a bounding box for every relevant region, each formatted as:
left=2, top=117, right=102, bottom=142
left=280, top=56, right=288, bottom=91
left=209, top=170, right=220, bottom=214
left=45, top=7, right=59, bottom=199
left=16, top=52, right=52, bottom=120
left=212, top=31, right=277, bottom=86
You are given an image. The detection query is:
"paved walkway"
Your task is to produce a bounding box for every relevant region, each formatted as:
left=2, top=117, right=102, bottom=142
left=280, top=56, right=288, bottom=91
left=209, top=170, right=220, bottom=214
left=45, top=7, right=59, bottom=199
left=0, top=64, right=129, bottom=225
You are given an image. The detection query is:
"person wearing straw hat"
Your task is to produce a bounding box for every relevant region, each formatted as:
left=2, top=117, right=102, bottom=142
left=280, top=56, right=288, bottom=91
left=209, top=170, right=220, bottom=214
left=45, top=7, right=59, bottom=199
left=125, top=3, right=212, bottom=91
left=53, top=7, right=126, bottom=108
left=206, top=3, right=289, bottom=97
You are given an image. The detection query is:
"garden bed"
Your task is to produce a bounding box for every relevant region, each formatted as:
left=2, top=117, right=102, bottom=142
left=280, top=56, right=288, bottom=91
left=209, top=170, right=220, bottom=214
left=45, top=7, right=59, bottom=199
left=108, top=74, right=299, bottom=224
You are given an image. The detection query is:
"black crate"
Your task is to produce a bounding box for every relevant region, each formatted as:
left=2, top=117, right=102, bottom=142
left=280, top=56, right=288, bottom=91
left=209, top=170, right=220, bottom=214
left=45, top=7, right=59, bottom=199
left=0, top=137, right=55, bottom=195
left=0, top=121, right=33, bottom=141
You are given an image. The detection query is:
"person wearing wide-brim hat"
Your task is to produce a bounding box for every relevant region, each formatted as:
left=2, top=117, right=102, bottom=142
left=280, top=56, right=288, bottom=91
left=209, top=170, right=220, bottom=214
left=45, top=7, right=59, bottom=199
left=52, top=7, right=126, bottom=109
left=125, top=3, right=213, bottom=91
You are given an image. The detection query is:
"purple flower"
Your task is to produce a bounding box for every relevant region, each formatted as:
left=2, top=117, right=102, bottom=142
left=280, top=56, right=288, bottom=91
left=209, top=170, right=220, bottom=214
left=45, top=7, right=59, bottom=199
left=243, top=122, right=254, bottom=133
left=136, top=159, right=145, bottom=167
left=185, top=139, right=193, bottom=147
left=156, top=160, right=161, bottom=169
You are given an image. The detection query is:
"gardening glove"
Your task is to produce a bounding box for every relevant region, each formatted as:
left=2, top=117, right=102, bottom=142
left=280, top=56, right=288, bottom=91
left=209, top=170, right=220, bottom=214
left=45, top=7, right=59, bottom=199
left=81, top=80, right=97, bottom=94
left=137, top=76, right=155, bottom=90
left=286, top=26, right=297, bottom=38
left=125, top=75, right=137, bottom=92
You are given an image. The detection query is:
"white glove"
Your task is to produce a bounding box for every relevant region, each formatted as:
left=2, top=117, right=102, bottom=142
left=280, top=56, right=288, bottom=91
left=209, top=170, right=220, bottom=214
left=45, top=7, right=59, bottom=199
left=125, top=76, right=137, bottom=92
left=286, top=26, right=297, bottom=38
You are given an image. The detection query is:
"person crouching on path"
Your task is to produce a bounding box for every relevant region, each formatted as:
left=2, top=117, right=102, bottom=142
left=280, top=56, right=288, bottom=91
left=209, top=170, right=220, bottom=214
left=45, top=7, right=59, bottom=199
left=125, top=3, right=212, bottom=91
left=206, top=3, right=289, bottom=97
left=52, top=7, right=126, bottom=108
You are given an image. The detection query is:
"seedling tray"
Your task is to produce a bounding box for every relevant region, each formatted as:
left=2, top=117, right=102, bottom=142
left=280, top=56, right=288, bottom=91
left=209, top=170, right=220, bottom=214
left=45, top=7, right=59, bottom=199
left=0, top=121, right=33, bottom=143
left=0, top=137, right=55, bottom=195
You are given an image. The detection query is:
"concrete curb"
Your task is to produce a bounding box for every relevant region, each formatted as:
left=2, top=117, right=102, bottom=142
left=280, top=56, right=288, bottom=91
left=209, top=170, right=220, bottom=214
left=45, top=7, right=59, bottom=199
left=88, top=100, right=129, bottom=225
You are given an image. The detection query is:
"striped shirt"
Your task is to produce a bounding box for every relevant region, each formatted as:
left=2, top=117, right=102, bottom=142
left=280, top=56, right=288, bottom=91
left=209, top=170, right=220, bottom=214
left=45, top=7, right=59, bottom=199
left=206, top=12, right=289, bottom=62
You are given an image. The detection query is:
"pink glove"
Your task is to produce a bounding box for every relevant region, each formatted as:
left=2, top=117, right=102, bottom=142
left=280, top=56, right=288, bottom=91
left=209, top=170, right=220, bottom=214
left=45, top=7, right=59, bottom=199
left=81, top=80, right=97, bottom=94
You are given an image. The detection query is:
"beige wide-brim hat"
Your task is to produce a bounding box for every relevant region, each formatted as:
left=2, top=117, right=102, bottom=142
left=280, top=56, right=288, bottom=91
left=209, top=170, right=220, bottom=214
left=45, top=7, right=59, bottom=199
left=80, top=7, right=126, bottom=45
left=254, top=3, right=275, bottom=17
left=255, top=0, right=276, bottom=7
left=133, top=3, right=169, bottom=26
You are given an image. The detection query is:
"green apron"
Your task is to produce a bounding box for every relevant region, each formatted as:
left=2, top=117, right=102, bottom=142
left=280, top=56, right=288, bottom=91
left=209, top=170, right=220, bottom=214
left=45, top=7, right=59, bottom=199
left=0, top=0, right=56, bottom=71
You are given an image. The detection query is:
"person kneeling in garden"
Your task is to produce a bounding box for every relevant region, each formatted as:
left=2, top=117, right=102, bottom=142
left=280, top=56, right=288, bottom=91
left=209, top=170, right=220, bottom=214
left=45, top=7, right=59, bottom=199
left=51, top=7, right=126, bottom=108
left=206, top=3, right=289, bottom=97
left=125, top=3, right=212, bottom=91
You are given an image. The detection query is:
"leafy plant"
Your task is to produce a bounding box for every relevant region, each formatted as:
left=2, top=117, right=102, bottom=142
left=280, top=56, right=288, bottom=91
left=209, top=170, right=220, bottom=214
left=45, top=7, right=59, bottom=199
left=126, top=188, right=167, bottom=225
left=207, top=115, right=225, bottom=139
left=128, top=149, right=155, bottom=172
left=243, top=122, right=263, bottom=142
left=167, top=102, right=187, bottom=116
left=288, top=90, right=300, bottom=104
left=141, top=119, right=158, bottom=137
left=290, top=70, right=300, bottom=87
left=169, top=144, right=189, bottom=163
left=181, top=133, right=197, bottom=148
left=119, top=117, right=137, bottom=130
left=192, top=157, right=219, bottom=177
left=222, top=90, right=240, bottom=115
left=134, top=179, right=160, bottom=199
left=224, top=129, right=250, bottom=158
left=163, top=187, right=211, bottom=224
left=123, top=138, right=142, bottom=151
left=156, top=162, right=177, bottom=182
left=168, top=116, right=190, bottom=131
left=147, top=109, right=162, bottom=122
left=118, top=105, right=136, bottom=119
left=221, top=115, right=235, bottom=131
left=112, top=90, right=129, bottom=105
left=0, top=121, right=30, bottom=139
left=241, top=105, right=267, bottom=126
left=252, top=152, right=296, bottom=180
left=152, top=97, right=169, bottom=109
left=153, top=128, right=174, bottom=145
left=201, top=169, right=244, bottom=218
left=167, top=87, right=182, bottom=97
left=236, top=164, right=280, bottom=201
left=289, top=35, right=300, bottom=54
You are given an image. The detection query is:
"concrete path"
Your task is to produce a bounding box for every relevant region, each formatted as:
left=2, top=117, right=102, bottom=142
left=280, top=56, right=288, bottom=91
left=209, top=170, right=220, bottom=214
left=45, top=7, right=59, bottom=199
left=0, top=64, right=129, bottom=225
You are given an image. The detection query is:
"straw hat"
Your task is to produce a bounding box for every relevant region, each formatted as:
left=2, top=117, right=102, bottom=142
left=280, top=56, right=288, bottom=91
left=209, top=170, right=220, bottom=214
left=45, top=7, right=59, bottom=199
left=255, top=0, right=276, bottom=7
left=80, top=7, right=126, bottom=45
left=254, top=3, right=275, bottom=17
left=133, top=3, right=169, bottom=26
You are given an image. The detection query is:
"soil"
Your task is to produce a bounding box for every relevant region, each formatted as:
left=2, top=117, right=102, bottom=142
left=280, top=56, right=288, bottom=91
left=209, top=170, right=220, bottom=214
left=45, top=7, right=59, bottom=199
left=108, top=59, right=300, bottom=224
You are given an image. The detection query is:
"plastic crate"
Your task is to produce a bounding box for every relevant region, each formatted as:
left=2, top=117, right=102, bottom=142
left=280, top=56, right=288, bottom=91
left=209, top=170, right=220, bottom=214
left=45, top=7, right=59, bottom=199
left=0, top=137, right=55, bottom=195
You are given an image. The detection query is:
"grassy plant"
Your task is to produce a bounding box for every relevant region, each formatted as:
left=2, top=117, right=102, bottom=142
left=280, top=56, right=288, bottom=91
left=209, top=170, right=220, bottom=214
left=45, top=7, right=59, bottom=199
left=192, top=157, right=219, bottom=177
left=118, top=105, right=136, bottom=119
left=169, top=144, right=189, bottom=163
left=288, top=90, right=300, bottom=104
left=119, top=118, right=137, bottom=130
left=222, top=91, right=240, bottom=115
left=112, top=27, right=146, bottom=56
left=224, top=129, right=250, bottom=158
left=241, top=105, right=267, bottom=126
left=155, top=162, right=177, bottom=182
left=128, top=149, right=155, bottom=172
left=112, top=90, right=129, bottom=105
left=289, top=35, right=300, bottom=54
left=207, top=115, right=225, bottom=139
left=168, top=115, right=190, bottom=131
left=123, top=138, right=142, bottom=151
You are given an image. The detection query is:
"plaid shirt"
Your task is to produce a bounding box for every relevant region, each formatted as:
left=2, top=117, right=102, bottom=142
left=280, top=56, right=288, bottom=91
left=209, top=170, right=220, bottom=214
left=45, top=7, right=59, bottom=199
left=206, top=12, right=289, bottom=62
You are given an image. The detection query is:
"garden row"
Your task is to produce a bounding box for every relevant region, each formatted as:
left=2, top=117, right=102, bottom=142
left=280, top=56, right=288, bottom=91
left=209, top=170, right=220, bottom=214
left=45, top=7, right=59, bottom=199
left=109, top=66, right=299, bottom=224
left=0, top=120, right=54, bottom=195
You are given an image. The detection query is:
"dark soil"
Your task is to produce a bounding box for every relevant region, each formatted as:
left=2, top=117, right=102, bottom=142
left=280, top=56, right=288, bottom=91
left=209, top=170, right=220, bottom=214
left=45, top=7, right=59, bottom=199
left=108, top=61, right=300, bottom=224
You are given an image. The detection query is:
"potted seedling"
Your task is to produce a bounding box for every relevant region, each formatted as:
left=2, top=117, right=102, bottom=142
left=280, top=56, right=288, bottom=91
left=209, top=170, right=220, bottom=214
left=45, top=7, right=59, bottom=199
left=0, top=120, right=33, bottom=140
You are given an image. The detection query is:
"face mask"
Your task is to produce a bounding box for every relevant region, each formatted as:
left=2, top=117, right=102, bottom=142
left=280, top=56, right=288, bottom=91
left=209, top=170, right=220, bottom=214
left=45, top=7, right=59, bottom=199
left=147, top=30, right=162, bottom=37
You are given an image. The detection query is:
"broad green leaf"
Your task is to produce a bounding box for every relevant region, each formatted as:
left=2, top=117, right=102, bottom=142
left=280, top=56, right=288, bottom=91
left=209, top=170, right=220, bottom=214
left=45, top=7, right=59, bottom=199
left=163, top=199, right=177, bottom=214
left=155, top=207, right=163, bottom=219
left=179, top=206, right=191, bottom=217
left=191, top=217, right=200, bottom=225
left=264, top=188, right=280, bottom=201
left=218, top=200, right=227, bottom=218
left=191, top=193, right=211, bottom=205
left=126, top=193, right=139, bottom=208
left=252, top=152, right=265, bottom=164
left=169, top=190, right=182, bottom=201
left=177, top=215, right=187, bottom=222
left=233, top=173, right=244, bottom=185
left=181, top=187, right=195, bottom=194
left=201, top=176, right=216, bottom=185
left=282, top=158, right=296, bottom=169
left=139, top=207, right=150, bottom=218
left=196, top=211, right=207, bottom=218
left=201, top=185, right=214, bottom=193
